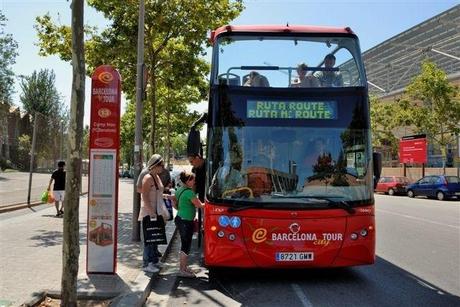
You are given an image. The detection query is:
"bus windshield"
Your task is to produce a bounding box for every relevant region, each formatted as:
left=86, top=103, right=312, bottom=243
left=206, top=88, right=373, bottom=207
left=208, top=127, right=373, bottom=207
left=214, top=34, right=365, bottom=88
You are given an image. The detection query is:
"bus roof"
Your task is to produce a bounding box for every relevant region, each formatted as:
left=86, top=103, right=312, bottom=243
left=210, top=25, right=355, bottom=44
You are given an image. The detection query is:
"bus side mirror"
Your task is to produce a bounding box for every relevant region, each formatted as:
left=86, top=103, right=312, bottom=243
left=373, top=152, right=382, bottom=188
left=187, top=113, right=207, bottom=157
left=187, top=128, right=201, bottom=157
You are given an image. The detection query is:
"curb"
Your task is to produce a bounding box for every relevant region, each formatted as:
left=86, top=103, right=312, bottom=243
left=111, top=227, right=178, bottom=307
left=0, top=192, right=89, bottom=214
left=20, top=226, right=178, bottom=307
left=19, top=289, right=119, bottom=307
left=0, top=201, right=44, bottom=214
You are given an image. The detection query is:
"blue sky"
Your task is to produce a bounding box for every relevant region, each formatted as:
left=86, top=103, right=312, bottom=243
left=1, top=0, right=458, bottom=125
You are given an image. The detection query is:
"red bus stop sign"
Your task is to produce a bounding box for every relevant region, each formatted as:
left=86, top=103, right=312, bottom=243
left=87, top=65, right=121, bottom=274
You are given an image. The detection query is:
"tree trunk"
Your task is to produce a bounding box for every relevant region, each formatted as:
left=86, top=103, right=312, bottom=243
left=61, top=1, right=85, bottom=306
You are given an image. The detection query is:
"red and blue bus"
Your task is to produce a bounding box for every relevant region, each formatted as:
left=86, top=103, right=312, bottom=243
left=190, top=25, right=381, bottom=268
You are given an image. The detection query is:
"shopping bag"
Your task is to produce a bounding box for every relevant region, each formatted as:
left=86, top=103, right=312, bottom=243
left=142, top=215, right=167, bottom=245
left=47, top=191, right=55, bottom=203
left=158, top=199, right=171, bottom=221
left=163, top=199, right=173, bottom=221
left=41, top=191, right=49, bottom=203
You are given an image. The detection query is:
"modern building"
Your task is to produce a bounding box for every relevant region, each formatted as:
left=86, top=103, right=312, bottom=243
left=362, top=4, right=459, bottom=167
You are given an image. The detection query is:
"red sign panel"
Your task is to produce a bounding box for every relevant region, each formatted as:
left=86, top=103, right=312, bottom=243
left=399, top=136, right=427, bottom=164
left=87, top=65, right=121, bottom=274
left=89, top=65, right=121, bottom=149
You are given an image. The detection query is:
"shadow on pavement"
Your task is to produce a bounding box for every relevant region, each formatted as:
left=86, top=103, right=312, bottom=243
left=29, top=230, right=62, bottom=247
left=155, top=237, right=460, bottom=307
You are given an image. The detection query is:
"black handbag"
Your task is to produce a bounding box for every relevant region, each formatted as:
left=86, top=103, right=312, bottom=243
left=142, top=215, right=167, bottom=245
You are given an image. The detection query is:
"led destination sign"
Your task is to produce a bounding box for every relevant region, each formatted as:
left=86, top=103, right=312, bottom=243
left=247, top=100, right=337, bottom=120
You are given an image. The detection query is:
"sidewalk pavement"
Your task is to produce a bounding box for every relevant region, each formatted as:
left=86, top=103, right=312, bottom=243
left=0, top=178, right=176, bottom=307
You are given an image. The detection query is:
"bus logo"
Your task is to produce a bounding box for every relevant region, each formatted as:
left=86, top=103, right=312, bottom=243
left=98, top=71, right=114, bottom=84
left=98, top=108, right=111, bottom=118
left=289, top=223, right=300, bottom=234
left=252, top=228, right=267, bottom=243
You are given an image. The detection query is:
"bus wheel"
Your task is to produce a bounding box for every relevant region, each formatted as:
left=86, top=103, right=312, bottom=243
left=407, top=190, right=415, bottom=198
left=436, top=191, right=445, bottom=201
left=388, top=188, right=395, bottom=196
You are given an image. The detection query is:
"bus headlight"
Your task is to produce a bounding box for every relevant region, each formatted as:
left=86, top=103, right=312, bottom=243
left=350, top=233, right=358, bottom=240
left=217, top=230, right=225, bottom=238
left=228, top=233, right=236, bottom=241
left=360, top=229, right=368, bottom=237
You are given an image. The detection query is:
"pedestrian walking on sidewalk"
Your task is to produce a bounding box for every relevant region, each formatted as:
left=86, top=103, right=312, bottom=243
left=47, top=160, right=66, bottom=217
left=139, top=154, right=166, bottom=273
left=172, top=171, right=205, bottom=278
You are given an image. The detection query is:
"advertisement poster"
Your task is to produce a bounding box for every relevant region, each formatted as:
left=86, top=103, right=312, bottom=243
left=399, top=134, right=427, bottom=164
left=87, top=65, right=121, bottom=274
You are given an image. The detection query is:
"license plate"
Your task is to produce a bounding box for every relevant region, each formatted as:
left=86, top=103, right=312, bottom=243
left=275, top=252, right=314, bottom=261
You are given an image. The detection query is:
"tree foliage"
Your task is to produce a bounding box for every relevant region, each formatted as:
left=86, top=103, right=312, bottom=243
left=370, top=95, right=406, bottom=156
left=0, top=11, right=18, bottom=105
left=370, top=60, right=460, bottom=165
left=35, top=0, right=243, bottom=161
left=19, top=69, right=63, bottom=116
left=402, top=60, right=460, bottom=150
left=19, top=69, right=68, bottom=162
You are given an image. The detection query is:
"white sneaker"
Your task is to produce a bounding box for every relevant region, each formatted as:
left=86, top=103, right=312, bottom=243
left=143, top=263, right=159, bottom=273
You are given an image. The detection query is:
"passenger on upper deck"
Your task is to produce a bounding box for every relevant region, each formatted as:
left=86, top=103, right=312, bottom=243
left=243, top=71, right=270, bottom=87
left=314, top=54, right=343, bottom=87
left=291, top=63, right=320, bottom=88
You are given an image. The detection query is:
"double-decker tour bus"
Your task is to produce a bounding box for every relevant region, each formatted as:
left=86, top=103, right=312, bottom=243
left=189, top=25, right=382, bottom=268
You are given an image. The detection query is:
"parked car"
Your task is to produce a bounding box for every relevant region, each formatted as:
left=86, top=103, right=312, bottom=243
left=375, top=176, right=410, bottom=195
left=121, top=169, right=133, bottom=179
left=406, top=175, right=460, bottom=201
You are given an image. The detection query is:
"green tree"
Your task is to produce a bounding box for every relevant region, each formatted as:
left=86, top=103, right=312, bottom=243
left=61, top=0, right=85, bottom=305
left=19, top=69, right=67, bottom=163
left=35, top=0, right=243, bottom=156
left=370, top=95, right=408, bottom=157
left=402, top=60, right=460, bottom=168
left=16, top=134, right=31, bottom=170
left=0, top=11, right=18, bottom=105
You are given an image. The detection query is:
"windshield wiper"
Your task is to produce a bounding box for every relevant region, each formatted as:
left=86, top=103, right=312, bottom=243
left=328, top=200, right=356, bottom=214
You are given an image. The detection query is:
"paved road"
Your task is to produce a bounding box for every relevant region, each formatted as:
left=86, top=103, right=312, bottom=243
left=147, top=194, right=460, bottom=306
left=0, top=171, right=88, bottom=207
left=375, top=193, right=460, bottom=297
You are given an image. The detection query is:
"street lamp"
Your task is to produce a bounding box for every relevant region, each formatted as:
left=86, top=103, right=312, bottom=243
left=27, top=112, right=39, bottom=206
left=132, top=0, right=145, bottom=242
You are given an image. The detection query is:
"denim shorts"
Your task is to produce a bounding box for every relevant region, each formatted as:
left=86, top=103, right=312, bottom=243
left=174, top=215, right=194, bottom=255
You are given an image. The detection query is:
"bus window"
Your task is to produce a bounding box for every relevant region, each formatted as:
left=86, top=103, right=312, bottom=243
left=214, top=35, right=365, bottom=88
